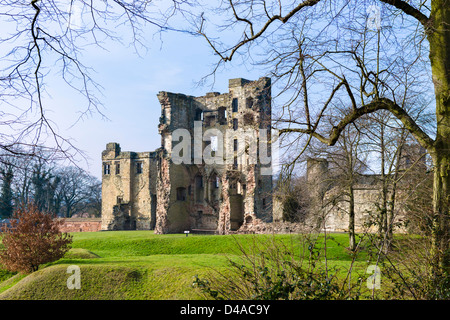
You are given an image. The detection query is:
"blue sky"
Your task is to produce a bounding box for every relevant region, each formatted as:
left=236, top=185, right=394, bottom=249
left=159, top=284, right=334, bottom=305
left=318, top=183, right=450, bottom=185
left=2, top=1, right=433, bottom=180
left=46, top=22, right=267, bottom=179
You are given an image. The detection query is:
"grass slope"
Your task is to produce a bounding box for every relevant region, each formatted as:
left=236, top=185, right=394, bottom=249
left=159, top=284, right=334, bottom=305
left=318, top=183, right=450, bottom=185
left=0, top=231, right=371, bottom=300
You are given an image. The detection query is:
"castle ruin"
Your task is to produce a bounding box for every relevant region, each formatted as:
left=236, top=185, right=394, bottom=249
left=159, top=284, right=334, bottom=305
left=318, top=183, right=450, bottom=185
left=101, top=76, right=428, bottom=235
left=101, top=77, right=274, bottom=234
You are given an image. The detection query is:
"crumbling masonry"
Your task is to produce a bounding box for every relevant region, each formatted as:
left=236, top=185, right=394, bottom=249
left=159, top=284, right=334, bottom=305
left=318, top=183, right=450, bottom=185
left=101, top=77, right=273, bottom=234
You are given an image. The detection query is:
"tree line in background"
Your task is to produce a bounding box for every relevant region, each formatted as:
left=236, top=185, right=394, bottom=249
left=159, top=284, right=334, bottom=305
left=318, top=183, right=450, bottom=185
left=0, top=153, right=101, bottom=219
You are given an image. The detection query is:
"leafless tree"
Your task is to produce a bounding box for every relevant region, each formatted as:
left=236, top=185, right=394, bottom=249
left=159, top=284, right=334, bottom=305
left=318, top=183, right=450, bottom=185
left=83, top=178, right=102, bottom=217
left=363, top=107, right=430, bottom=249
left=0, top=0, right=191, bottom=161
left=300, top=120, right=370, bottom=251
left=193, top=0, right=449, bottom=278
left=364, top=111, right=409, bottom=241
left=325, top=124, right=369, bottom=251
left=56, top=165, right=99, bottom=218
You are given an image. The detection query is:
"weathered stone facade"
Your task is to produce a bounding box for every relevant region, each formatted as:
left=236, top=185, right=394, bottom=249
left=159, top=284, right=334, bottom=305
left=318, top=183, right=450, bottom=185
left=300, top=146, right=428, bottom=233
left=244, top=148, right=428, bottom=235
left=101, top=142, right=158, bottom=231
left=101, top=77, right=274, bottom=234
left=102, top=76, right=426, bottom=235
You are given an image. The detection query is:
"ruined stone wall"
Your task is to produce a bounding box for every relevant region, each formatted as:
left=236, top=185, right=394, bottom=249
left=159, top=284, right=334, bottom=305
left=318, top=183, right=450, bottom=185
left=327, top=184, right=411, bottom=233
left=101, top=143, right=125, bottom=230
left=130, top=152, right=155, bottom=230
left=154, top=77, right=273, bottom=234
left=155, top=154, right=170, bottom=234
left=320, top=187, right=383, bottom=233
left=101, top=143, right=156, bottom=230
left=301, top=157, right=412, bottom=234
left=59, top=218, right=102, bottom=233
left=102, top=77, right=274, bottom=234
left=238, top=183, right=409, bottom=235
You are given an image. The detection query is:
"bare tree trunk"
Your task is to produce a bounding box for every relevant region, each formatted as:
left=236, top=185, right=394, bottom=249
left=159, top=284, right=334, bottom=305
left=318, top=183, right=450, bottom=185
left=348, top=185, right=356, bottom=251
left=387, top=136, right=405, bottom=244
left=379, top=123, right=388, bottom=239
left=387, top=168, right=399, bottom=243
left=428, top=1, right=450, bottom=274
left=431, top=152, right=450, bottom=274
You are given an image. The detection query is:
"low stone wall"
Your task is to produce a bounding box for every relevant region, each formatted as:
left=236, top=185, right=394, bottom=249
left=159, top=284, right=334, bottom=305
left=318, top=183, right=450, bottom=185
left=59, top=218, right=102, bottom=233
left=236, top=214, right=310, bottom=234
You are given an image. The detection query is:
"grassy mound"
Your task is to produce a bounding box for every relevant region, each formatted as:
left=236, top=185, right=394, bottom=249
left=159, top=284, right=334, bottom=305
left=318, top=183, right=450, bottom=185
left=0, top=231, right=372, bottom=300
left=0, top=263, right=209, bottom=300
left=69, top=231, right=368, bottom=260
left=63, top=248, right=100, bottom=260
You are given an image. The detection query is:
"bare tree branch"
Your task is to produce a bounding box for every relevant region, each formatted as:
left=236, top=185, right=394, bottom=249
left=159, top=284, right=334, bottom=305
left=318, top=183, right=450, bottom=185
left=280, top=97, right=435, bottom=152
left=379, top=0, right=430, bottom=27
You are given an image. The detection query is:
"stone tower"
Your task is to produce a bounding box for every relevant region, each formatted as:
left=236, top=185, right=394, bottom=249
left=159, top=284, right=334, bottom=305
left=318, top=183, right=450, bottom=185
left=101, top=143, right=159, bottom=230
left=101, top=77, right=274, bottom=234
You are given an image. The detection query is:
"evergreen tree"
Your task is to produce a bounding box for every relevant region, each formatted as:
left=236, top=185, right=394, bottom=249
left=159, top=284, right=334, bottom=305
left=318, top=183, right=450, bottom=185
left=0, top=166, right=14, bottom=218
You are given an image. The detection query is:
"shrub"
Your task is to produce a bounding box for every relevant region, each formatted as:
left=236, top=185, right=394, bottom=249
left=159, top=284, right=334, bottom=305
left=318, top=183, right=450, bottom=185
left=193, top=234, right=363, bottom=300
left=0, top=204, right=72, bottom=273
left=366, top=234, right=450, bottom=300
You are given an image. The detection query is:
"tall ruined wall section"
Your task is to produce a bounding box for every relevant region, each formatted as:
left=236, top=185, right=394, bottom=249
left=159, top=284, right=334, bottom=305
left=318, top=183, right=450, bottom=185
left=155, top=154, right=171, bottom=234
left=101, top=143, right=157, bottom=230
left=155, top=92, right=198, bottom=233
left=154, top=77, right=274, bottom=234
left=227, top=78, right=273, bottom=224
left=101, top=77, right=274, bottom=234
left=217, top=176, right=231, bottom=235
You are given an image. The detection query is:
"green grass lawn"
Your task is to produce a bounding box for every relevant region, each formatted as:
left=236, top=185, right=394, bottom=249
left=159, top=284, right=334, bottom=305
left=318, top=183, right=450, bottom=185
left=0, top=231, right=385, bottom=300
